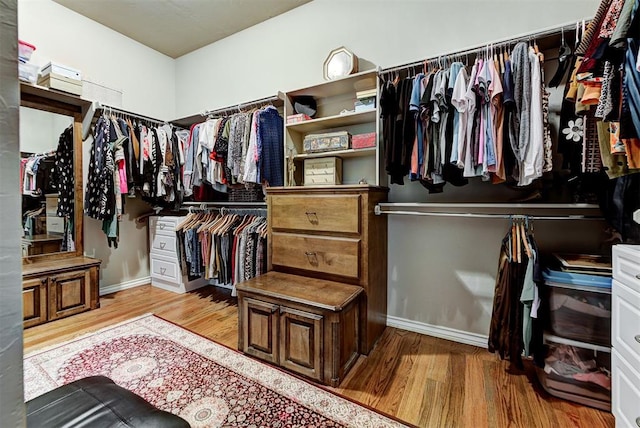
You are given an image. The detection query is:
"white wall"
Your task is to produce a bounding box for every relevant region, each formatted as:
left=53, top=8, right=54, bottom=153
left=19, top=0, right=176, bottom=288
left=20, top=106, right=72, bottom=153
left=175, top=0, right=604, bottom=341
left=175, top=0, right=598, bottom=118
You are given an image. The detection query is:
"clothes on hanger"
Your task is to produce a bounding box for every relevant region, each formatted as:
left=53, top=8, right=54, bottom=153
left=183, top=105, right=283, bottom=202
left=381, top=42, right=548, bottom=191
left=562, top=0, right=640, bottom=242
left=488, top=217, right=542, bottom=369
left=175, top=210, right=268, bottom=295
left=20, top=150, right=56, bottom=197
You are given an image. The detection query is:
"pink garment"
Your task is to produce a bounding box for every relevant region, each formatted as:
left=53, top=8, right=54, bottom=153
left=117, top=160, right=128, bottom=194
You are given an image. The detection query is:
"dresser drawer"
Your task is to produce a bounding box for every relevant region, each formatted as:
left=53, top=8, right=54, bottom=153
left=612, top=349, right=640, bottom=428
left=271, top=232, right=360, bottom=279
left=613, top=279, right=640, bottom=370
left=150, top=255, right=181, bottom=284
left=150, top=232, right=178, bottom=258
left=613, top=245, right=640, bottom=293
left=270, top=194, right=361, bottom=234
left=150, top=216, right=179, bottom=236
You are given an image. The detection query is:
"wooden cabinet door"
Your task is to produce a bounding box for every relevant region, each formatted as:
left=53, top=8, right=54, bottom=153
left=242, top=297, right=280, bottom=364
left=48, top=269, right=91, bottom=320
left=23, top=276, right=48, bottom=328
left=279, top=307, right=323, bottom=382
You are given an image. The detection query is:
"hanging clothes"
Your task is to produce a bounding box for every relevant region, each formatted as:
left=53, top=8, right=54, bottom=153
left=175, top=210, right=268, bottom=295
left=488, top=217, right=541, bottom=369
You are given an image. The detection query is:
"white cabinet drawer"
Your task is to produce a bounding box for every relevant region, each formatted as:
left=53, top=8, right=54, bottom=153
left=149, top=216, right=179, bottom=236
left=613, top=245, right=640, bottom=293
left=613, top=280, right=640, bottom=370
left=612, top=349, right=640, bottom=428
left=150, top=255, right=181, bottom=284
left=150, top=233, right=178, bottom=258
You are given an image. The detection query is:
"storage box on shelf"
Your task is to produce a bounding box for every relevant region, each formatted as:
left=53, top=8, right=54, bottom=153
left=611, top=245, right=640, bottom=428
left=541, top=268, right=612, bottom=347
left=303, top=157, right=342, bottom=186
left=536, top=333, right=612, bottom=411
left=284, top=70, right=383, bottom=187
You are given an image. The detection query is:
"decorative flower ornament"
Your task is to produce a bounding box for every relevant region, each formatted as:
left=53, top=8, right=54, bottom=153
left=562, top=118, right=584, bottom=142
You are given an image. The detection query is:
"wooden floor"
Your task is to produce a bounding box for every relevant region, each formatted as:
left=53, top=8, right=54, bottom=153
left=23, top=284, right=614, bottom=428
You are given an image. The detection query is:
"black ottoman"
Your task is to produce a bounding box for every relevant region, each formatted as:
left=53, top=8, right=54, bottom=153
left=26, top=376, right=190, bottom=427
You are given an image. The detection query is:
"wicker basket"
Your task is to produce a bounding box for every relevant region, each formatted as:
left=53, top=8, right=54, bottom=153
left=228, top=184, right=264, bottom=202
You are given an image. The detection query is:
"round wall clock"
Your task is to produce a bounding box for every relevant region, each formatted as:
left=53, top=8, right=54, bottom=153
left=323, top=47, right=358, bottom=80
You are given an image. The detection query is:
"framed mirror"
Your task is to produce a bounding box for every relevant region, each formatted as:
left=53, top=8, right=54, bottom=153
left=20, top=87, right=86, bottom=262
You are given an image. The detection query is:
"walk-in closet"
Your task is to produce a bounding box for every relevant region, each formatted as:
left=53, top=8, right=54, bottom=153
left=2, top=0, right=639, bottom=427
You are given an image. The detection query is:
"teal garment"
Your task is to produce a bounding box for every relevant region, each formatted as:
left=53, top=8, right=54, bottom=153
left=102, top=213, right=118, bottom=248
left=520, top=248, right=536, bottom=357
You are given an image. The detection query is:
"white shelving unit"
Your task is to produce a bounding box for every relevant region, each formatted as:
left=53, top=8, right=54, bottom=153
left=283, top=70, right=384, bottom=187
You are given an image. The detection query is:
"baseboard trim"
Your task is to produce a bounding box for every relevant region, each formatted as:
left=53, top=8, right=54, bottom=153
left=386, top=315, right=488, bottom=348
left=100, top=276, right=150, bottom=296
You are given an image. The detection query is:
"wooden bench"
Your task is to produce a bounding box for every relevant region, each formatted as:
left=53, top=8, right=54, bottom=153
left=236, top=271, right=363, bottom=386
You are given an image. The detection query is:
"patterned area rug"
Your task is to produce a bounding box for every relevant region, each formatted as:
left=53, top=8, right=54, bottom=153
left=24, top=314, right=408, bottom=428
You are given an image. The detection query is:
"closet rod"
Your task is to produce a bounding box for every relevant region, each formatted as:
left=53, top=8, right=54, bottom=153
left=181, top=201, right=266, bottom=208
left=201, top=92, right=284, bottom=118
left=375, top=209, right=602, bottom=221
left=379, top=19, right=589, bottom=76
left=82, top=101, right=168, bottom=139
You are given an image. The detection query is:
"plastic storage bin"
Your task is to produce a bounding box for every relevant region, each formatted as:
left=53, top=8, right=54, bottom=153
left=536, top=333, right=611, bottom=411
left=542, top=268, right=612, bottom=347
left=18, top=40, right=36, bottom=63
left=18, top=62, right=38, bottom=83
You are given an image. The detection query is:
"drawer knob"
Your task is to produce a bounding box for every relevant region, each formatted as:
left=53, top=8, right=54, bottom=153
left=160, top=267, right=167, bottom=275
left=41, top=278, right=47, bottom=285
left=159, top=242, right=166, bottom=249
left=159, top=224, right=166, bottom=230
left=305, top=251, right=318, bottom=266
left=635, top=273, right=640, bottom=280
left=635, top=335, right=640, bottom=344
left=305, top=211, right=318, bottom=224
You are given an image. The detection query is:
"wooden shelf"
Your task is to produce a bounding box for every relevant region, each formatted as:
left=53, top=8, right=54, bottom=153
left=293, top=147, right=376, bottom=160
left=286, top=109, right=376, bottom=133
left=286, top=70, right=378, bottom=99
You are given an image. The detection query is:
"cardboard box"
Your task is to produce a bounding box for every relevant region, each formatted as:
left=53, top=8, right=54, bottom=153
left=41, top=62, right=81, bottom=81
left=38, top=73, right=83, bottom=96
left=304, top=157, right=342, bottom=186
left=352, top=132, right=376, bottom=149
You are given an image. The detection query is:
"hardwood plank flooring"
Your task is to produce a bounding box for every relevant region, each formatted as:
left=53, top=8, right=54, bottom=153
left=23, top=284, right=615, bottom=428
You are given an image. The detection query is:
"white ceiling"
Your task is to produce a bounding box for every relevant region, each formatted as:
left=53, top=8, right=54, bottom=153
left=52, top=0, right=311, bottom=58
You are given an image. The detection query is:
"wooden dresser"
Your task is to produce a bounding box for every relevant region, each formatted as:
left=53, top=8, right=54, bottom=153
left=267, top=185, right=388, bottom=354
left=22, top=257, right=100, bottom=328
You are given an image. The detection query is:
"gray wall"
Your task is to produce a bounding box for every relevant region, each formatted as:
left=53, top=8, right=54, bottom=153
left=0, top=0, right=26, bottom=425
left=174, top=0, right=605, bottom=341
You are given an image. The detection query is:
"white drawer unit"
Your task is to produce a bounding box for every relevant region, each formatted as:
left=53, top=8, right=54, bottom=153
left=149, top=216, right=207, bottom=294
left=612, top=245, right=640, bottom=428
left=612, top=350, right=640, bottom=428
left=614, top=245, right=640, bottom=294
